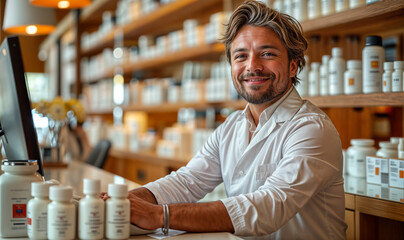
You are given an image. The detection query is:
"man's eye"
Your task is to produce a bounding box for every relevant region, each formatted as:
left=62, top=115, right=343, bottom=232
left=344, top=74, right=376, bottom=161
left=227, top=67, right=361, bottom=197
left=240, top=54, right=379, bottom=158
left=262, top=52, right=275, bottom=57
left=234, top=54, right=246, bottom=60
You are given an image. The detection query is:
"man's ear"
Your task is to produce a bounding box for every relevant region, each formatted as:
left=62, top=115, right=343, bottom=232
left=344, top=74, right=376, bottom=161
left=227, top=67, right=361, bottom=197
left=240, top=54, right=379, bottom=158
left=289, top=59, right=298, bottom=78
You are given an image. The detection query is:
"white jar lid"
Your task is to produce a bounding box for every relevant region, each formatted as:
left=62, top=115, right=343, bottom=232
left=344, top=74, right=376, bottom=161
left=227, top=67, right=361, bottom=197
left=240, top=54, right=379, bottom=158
left=311, top=62, right=320, bottom=69
left=332, top=47, right=343, bottom=57
left=393, top=61, right=404, bottom=69
left=322, top=55, right=330, bottom=64
left=351, top=139, right=375, bottom=146
left=32, top=181, right=54, bottom=197
left=379, top=141, right=398, bottom=149
left=108, top=183, right=128, bottom=198
left=347, top=60, right=361, bottom=69
left=384, top=62, right=393, bottom=71
left=390, top=137, right=400, bottom=144
left=83, top=178, right=101, bottom=195
left=49, top=186, right=73, bottom=201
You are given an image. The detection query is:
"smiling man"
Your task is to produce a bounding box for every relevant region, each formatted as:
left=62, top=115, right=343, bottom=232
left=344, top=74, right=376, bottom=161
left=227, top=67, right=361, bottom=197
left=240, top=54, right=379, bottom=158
left=113, top=1, right=347, bottom=239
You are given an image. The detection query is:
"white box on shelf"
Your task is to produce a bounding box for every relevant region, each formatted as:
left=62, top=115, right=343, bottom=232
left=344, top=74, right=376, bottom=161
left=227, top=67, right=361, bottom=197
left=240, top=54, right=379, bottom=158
left=389, top=158, right=404, bottom=189
left=366, top=156, right=389, bottom=186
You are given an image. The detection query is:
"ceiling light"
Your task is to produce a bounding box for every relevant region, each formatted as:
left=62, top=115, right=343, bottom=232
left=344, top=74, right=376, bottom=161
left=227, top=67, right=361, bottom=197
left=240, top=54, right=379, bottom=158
left=30, top=0, right=92, bottom=9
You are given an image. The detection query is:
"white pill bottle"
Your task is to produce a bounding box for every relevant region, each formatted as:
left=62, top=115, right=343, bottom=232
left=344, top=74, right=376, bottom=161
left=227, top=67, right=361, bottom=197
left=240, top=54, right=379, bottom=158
left=347, top=139, right=377, bottom=177
left=48, top=186, right=76, bottom=240
left=362, top=35, right=385, bottom=93
left=105, top=183, right=130, bottom=240
left=0, top=160, right=42, bottom=237
left=79, top=178, right=105, bottom=240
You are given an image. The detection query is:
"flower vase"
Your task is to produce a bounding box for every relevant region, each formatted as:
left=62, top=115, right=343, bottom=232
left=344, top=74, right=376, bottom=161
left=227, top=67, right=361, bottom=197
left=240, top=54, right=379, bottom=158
left=47, top=119, right=66, bottom=163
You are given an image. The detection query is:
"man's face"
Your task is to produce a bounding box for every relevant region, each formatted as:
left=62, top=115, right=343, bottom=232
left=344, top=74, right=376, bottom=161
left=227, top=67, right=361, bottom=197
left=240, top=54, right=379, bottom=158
left=230, top=25, right=298, bottom=104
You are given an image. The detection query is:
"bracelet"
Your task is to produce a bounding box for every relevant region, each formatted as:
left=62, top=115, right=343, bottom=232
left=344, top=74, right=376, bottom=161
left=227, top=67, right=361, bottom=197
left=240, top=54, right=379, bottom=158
left=162, top=204, right=169, bottom=236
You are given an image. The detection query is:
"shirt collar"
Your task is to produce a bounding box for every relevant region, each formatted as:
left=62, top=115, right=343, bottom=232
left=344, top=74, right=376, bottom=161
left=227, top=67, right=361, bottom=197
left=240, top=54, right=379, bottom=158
left=240, top=86, right=302, bottom=130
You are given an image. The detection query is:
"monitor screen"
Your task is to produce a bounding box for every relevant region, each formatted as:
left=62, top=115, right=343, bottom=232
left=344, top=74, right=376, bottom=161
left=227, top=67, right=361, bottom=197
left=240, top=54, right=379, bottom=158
left=0, top=36, right=43, bottom=177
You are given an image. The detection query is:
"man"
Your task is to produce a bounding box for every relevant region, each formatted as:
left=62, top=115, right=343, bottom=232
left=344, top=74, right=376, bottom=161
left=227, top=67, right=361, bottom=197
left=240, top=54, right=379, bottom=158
left=109, top=1, right=346, bottom=239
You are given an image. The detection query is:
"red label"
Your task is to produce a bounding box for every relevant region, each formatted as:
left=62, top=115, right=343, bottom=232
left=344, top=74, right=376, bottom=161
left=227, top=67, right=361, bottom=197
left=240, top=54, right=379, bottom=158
left=13, top=204, right=26, bottom=218
left=27, top=217, right=32, bottom=225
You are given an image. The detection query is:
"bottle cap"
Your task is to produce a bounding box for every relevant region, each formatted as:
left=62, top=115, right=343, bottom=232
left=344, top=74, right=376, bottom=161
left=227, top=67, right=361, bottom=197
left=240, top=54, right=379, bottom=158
left=351, top=139, right=374, bottom=146
left=331, top=47, right=343, bottom=57
left=31, top=181, right=55, bottom=197
left=393, top=61, right=404, bottom=69
left=384, top=62, right=393, bottom=71
left=49, top=186, right=73, bottom=202
left=311, top=62, right=320, bottom=69
left=322, top=55, right=330, bottom=64
left=108, top=183, right=128, bottom=198
left=379, top=141, right=398, bottom=150
left=398, top=138, right=404, bottom=151
left=83, top=178, right=101, bottom=195
left=347, top=60, right=361, bottom=69
left=365, top=35, right=382, bottom=46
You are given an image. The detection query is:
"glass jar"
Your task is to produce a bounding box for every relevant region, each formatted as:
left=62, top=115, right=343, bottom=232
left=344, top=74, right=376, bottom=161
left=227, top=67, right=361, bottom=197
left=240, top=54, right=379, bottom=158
left=376, top=141, right=398, bottom=158
left=347, top=139, right=376, bottom=177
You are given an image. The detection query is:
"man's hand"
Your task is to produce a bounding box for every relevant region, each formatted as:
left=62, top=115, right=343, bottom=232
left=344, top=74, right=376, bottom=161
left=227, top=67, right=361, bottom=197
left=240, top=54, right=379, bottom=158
left=128, top=195, right=163, bottom=230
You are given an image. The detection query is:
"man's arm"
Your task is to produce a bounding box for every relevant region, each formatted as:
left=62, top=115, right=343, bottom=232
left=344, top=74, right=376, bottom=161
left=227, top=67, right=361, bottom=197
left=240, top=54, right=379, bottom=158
left=128, top=187, right=157, bottom=204
left=128, top=195, right=234, bottom=233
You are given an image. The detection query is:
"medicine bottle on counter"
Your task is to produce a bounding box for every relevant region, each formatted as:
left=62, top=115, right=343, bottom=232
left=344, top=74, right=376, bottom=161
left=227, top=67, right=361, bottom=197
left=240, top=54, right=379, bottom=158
left=382, top=62, right=394, bottom=92
left=392, top=61, right=404, bottom=92
left=27, top=182, right=55, bottom=240
left=347, top=139, right=376, bottom=177
left=376, top=141, right=398, bottom=158
left=320, top=55, right=330, bottom=96
left=48, top=186, right=76, bottom=240
left=329, top=47, right=345, bottom=95
left=321, top=0, right=335, bottom=16
left=362, top=36, right=385, bottom=93
left=0, top=160, right=42, bottom=238
left=344, top=60, right=362, bottom=94
left=309, top=62, right=320, bottom=96
left=105, top=184, right=130, bottom=240
left=308, top=0, right=321, bottom=19
left=79, top=179, right=105, bottom=240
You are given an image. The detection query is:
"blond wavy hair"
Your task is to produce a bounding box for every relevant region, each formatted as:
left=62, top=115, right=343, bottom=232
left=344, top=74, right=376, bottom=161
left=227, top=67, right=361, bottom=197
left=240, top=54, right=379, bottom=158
left=221, top=1, right=308, bottom=85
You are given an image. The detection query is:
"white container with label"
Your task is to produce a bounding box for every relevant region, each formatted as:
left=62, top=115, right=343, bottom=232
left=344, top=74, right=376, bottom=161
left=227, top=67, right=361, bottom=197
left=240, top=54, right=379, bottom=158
left=79, top=179, right=105, bottom=240
left=347, top=139, right=377, bottom=177
left=366, top=156, right=389, bottom=185
left=382, top=62, right=394, bottom=92
left=27, top=182, right=55, bottom=240
left=344, top=60, right=362, bottom=94
left=362, top=36, right=385, bottom=93
left=329, top=47, right=345, bottom=95
left=308, top=0, right=321, bottom=19
left=321, top=0, right=335, bottom=15
left=320, top=55, right=330, bottom=96
left=389, top=158, right=404, bottom=189
left=392, top=61, right=404, bottom=92
left=48, top=186, right=76, bottom=240
left=309, top=62, right=320, bottom=96
left=0, top=160, right=42, bottom=238
left=376, top=141, right=398, bottom=158
left=106, top=184, right=130, bottom=240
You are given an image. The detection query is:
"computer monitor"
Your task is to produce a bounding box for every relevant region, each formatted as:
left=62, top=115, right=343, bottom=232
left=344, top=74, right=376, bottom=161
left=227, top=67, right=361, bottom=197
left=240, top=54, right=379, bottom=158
left=0, top=35, right=44, bottom=177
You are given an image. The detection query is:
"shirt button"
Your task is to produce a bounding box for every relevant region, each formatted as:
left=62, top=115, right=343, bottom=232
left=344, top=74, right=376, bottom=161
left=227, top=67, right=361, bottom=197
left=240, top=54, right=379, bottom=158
left=240, top=170, right=245, bottom=176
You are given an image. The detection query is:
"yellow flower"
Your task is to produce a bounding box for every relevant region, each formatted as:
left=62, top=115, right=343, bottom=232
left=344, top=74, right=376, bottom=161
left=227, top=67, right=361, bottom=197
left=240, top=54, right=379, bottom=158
left=32, top=97, right=86, bottom=123
left=48, top=97, right=67, bottom=121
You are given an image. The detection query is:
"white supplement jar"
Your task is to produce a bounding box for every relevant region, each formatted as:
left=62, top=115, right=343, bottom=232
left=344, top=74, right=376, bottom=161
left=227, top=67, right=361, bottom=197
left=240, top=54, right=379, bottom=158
left=321, top=0, right=335, bottom=16
left=347, top=139, right=376, bottom=177
left=48, top=186, right=76, bottom=240
left=106, top=184, right=130, bottom=240
left=308, top=0, right=321, bottom=19
left=376, top=141, right=398, bottom=158
left=362, top=35, right=385, bottom=93
left=79, top=179, right=105, bottom=240
left=0, top=160, right=42, bottom=238
left=320, top=55, right=330, bottom=96
left=27, top=182, right=55, bottom=240
left=382, top=62, right=394, bottom=92
left=392, top=61, right=404, bottom=92
left=344, top=60, right=362, bottom=94
left=309, top=62, right=321, bottom=96
left=329, top=47, right=345, bottom=95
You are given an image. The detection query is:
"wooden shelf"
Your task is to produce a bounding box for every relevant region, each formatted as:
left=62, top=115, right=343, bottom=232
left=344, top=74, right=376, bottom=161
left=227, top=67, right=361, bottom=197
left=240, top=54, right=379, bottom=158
left=85, top=43, right=225, bottom=83
left=81, top=0, right=222, bottom=57
left=304, top=92, right=404, bottom=108
left=301, top=0, right=404, bottom=35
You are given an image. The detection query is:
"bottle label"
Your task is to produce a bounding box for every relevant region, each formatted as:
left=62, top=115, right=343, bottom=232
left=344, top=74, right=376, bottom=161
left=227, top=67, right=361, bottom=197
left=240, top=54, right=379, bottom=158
left=80, top=203, right=104, bottom=238
left=48, top=208, right=76, bottom=239
left=106, top=202, right=130, bottom=238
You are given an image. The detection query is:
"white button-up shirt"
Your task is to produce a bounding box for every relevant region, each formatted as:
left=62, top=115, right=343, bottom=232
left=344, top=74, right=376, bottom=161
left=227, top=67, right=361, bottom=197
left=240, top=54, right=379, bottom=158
left=145, top=87, right=347, bottom=239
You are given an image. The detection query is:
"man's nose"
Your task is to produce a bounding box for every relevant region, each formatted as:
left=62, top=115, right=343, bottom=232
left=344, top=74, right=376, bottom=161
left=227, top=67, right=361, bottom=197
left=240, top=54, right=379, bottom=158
left=246, top=55, right=264, bottom=72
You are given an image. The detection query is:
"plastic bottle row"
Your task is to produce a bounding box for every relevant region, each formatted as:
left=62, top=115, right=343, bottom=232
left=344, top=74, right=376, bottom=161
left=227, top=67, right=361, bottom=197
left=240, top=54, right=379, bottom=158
left=27, top=180, right=130, bottom=240
left=297, top=35, right=404, bottom=97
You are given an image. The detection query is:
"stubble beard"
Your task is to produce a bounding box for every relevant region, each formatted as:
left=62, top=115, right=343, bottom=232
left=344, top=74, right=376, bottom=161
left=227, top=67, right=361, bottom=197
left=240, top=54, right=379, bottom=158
left=236, top=71, right=289, bottom=104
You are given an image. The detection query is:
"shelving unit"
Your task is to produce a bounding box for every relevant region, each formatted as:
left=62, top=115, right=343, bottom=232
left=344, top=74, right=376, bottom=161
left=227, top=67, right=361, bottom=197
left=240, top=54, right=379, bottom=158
left=40, top=1, right=403, bottom=239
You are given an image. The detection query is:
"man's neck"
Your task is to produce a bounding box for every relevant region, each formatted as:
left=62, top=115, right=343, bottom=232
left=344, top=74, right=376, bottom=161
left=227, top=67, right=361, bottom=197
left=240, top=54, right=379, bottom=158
left=248, top=84, right=292, bottom=126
